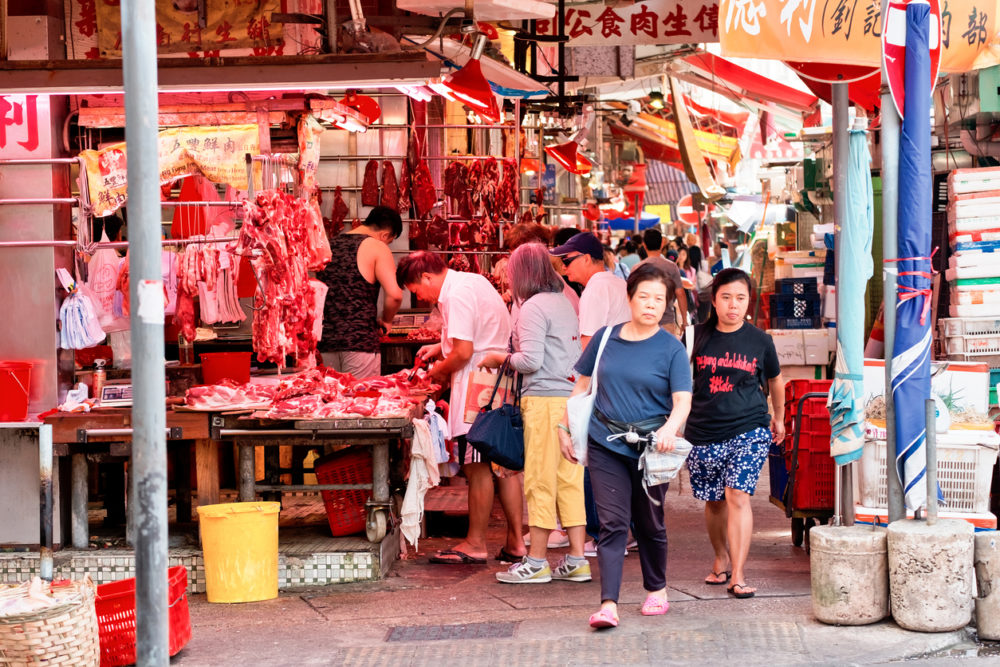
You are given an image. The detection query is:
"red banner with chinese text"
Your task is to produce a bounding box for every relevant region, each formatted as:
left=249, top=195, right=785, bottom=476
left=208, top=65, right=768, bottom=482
left=536, top=0, right=720, bottom=46
left=719, top=0, right=1000, bottom=72
left=95, top=0, right=283, bottom=57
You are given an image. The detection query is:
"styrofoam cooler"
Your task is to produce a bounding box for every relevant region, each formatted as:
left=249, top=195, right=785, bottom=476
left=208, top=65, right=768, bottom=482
left=856, top=433, right=1000, bottom=514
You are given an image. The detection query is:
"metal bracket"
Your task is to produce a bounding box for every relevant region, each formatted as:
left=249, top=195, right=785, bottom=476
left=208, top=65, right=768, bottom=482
left=210, top=415, right=225, bottom=440
left=168, top=426, right=183, bottom=440
left=76, top=428, right=88, bottom=443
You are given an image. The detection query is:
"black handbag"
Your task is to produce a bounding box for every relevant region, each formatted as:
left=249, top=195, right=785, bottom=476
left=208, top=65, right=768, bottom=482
left=466, top=359, right=524, bottom=470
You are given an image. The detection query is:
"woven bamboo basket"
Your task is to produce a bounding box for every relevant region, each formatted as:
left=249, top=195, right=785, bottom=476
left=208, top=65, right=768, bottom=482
left=0, top=578, right=100, bottom=667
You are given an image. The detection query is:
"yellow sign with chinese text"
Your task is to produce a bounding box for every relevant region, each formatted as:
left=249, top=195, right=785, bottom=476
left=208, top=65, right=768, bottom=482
left=719, top=0, right=1000, bottom=72
left=96, top=0, right=283, bottom=57
left=81, top=124, right=260, bottom=217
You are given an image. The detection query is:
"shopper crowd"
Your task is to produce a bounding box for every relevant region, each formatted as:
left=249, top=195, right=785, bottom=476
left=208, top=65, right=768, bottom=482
left=395, top=223, right=785, bottom=629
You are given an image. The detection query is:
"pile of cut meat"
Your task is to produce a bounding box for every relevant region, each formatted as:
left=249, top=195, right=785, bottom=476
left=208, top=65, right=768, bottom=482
left=234, top=190, right=331, bottom=368
left=183, top=367, right=438, bottom=419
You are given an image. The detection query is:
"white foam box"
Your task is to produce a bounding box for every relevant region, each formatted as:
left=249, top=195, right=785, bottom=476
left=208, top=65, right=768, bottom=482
left=769, top=329, right=805, bottom=365
left=803, top=329, right=832, bottom=365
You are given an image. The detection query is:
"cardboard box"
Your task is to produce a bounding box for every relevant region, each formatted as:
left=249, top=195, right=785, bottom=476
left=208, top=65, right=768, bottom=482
left=769, top=330, right=805, bottom=365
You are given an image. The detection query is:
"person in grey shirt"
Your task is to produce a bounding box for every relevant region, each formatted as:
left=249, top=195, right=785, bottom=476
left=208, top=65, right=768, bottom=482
left=480, top=243, right=590, bottom=584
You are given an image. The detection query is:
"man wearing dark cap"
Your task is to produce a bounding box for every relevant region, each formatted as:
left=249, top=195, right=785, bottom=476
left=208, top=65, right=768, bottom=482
left=550, top=231, right=630, bottom=350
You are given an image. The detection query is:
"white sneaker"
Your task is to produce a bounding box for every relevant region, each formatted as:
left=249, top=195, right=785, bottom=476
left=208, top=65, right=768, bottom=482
left=551, top=556, right=592, bottom=582
left=495, top=557, right=552, bottom=584
left=584, top=539, right=628, bottom=557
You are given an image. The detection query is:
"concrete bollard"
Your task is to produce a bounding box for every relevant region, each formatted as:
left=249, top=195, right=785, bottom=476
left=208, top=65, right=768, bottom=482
left=811, top=525, right=889, bottom=625
left=888, top=519, right=974, bottom=632
left=975, top=531, right=1000, bottom=640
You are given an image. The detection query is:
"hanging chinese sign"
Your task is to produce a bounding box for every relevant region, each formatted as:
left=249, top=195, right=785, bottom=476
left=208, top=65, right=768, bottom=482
left=95, top=0, right=283, bottom=57
left=719, top=0, right=999, bottom=72
left=536, top=0, right=720, bottom=46
left=80, top=124, right=260, bottom=217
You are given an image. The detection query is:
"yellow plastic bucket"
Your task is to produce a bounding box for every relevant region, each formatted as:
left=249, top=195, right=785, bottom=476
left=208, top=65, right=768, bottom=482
left=196, top=502, right=280, bottom=603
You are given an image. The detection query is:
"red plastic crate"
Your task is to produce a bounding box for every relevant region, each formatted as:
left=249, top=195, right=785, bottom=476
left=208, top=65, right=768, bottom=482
left=787, top=449, right=836, bottom=510
left=785, top=379, right=833, bottom=406
left=96, top=565, right=191, bottom=667
left=314, top=447, right=373, bottom=537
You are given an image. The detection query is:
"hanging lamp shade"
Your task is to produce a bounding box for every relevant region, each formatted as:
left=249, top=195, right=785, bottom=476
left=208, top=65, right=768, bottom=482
left=443, top=59, right=496, bottom=113
left=545, top=140, right=591, bottom=175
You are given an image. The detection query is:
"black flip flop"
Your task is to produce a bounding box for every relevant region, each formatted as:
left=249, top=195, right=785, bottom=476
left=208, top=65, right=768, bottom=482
left=495, top=547, right=523, bottom=564
left=728, top=583, right=755, bottom=599
left=428, top=549, right=487, bottom=565
left=705, top=570, right=731, bottom=586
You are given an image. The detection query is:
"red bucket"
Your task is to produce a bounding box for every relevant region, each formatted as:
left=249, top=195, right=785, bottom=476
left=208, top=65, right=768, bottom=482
left=200, top=352, right=251, bottom=385
left=0, top=361, right=32, bottom=421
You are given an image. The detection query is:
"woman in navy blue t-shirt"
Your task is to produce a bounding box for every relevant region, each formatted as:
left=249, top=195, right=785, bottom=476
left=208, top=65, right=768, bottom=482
left=685, top=268, right=786, bottom=600
left=557, top=263, right=692, bottom=629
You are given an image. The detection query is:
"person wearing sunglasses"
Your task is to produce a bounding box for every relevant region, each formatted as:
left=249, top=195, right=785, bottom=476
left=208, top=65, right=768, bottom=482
left=550, top=232, right=631, bottom=558
left=550, top=232, right=630, bottom=350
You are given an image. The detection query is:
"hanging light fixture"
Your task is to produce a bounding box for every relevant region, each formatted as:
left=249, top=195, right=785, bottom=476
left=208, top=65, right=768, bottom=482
left=545, top=106, right=595, bottom=175
left=648, top=91, right=665, bottom=109
left=438, top=32, right=502, bottom=123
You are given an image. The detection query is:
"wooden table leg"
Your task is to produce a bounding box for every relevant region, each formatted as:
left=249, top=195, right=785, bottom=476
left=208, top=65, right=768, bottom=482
left=194, top=439, right=220, bottom=509
left=238, top=442, right=255, bottom=502
left=71, top=454, right=89, bottom=549
left=174, top=442, right=192, bottom=522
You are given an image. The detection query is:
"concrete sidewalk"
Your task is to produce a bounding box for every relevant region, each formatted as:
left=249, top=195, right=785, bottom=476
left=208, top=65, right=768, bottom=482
left=173, top=470, right=975, bottom=666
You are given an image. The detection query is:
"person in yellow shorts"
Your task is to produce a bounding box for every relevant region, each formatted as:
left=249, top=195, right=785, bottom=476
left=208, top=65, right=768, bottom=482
left=480, top=243, right=589, bottom=584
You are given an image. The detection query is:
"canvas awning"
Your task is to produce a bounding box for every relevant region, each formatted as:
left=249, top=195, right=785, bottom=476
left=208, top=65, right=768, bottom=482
left=671, top=52, right=820, bottom=121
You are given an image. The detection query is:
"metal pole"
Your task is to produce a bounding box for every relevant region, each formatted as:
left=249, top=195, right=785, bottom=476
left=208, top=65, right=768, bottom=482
left=881, top=48, right=905, bottom=525
left=925, top=399, right=938, bottom=525
left=122, top=1, right=169, bottom=664
left=831, top=82, right=854, bottom=526
left=39, top=424, right=53, bottom=581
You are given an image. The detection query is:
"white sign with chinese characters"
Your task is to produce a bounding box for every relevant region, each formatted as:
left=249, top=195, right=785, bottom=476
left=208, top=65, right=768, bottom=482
left=536, top=0, right=720, bottom=46
left=0, top=94, right=47, bottom=157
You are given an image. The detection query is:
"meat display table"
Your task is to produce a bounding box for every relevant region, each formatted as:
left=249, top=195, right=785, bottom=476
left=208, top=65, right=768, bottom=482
left=42, top=409, right=217, bottom=548
left=213, top=408, right=418, bottom=543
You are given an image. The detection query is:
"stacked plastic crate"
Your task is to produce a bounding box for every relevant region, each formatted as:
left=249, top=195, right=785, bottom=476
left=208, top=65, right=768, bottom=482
left=942, top=167, right=1000, bottom=409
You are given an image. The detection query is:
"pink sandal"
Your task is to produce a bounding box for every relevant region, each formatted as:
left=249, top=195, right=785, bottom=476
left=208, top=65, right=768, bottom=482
left=588, top=607, right=619, bottom=629
left=640, top=595, right=669, bottom=616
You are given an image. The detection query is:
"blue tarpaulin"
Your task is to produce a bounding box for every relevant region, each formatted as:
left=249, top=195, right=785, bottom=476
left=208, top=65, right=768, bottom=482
left=892, top=2, right=937, bottom=511
left=828, top=129, right=873, bottom=465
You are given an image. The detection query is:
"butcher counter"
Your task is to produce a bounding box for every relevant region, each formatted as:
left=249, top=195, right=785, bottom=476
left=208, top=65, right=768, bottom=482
left=41, top=403, right=419, bottom=547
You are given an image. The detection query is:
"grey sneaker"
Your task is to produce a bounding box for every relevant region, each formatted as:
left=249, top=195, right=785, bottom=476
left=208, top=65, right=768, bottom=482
left=496, top=557, right=552, bottom=584
left=551, top=556, right=592, bottom=582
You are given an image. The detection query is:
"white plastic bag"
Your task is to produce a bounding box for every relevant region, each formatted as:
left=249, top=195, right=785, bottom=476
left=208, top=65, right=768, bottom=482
left=565, top=326, right=613, bottom=466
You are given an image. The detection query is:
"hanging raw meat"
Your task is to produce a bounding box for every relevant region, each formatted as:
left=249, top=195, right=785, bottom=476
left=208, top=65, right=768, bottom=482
left=426, top=215, right=449, bottom=248
left=480, top=220, right=498, bottom=248
left=411, top=160, right=437, bottom=219
left=467, top=160, right=483, bottom=211
left=477, top=157, right=500, bottom=221
left=408, top=215, right=427, bottom=250
left=361, top=159, right=380, bottom=206
left=448, top=253, right=471, bottom=272
left=449, top=222, right=467, bottom=248
left=443, top=161, right=467, bottom=200
left=328, top=186, right=349, bottom=238
left=234, top=190, right=322, bottom=368
left=498, top=158, right=519, bottom=221
left=380, top=161, right=399, bottom=212
left=398, top=159, right=411, bottom=214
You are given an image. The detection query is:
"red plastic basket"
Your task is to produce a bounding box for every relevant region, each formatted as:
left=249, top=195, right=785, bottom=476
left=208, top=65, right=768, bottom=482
left=95, top=565, right=191, bottom=667
left=785, top=379, right=833, bottom=406
left=314, top=448, right=373, bottom=537
left=788, top=449, right=836, bottom=510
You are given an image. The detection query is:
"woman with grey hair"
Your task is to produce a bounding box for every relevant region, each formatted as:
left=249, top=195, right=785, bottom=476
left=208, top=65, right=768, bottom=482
left=480, top=243, right=589, bottom=584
